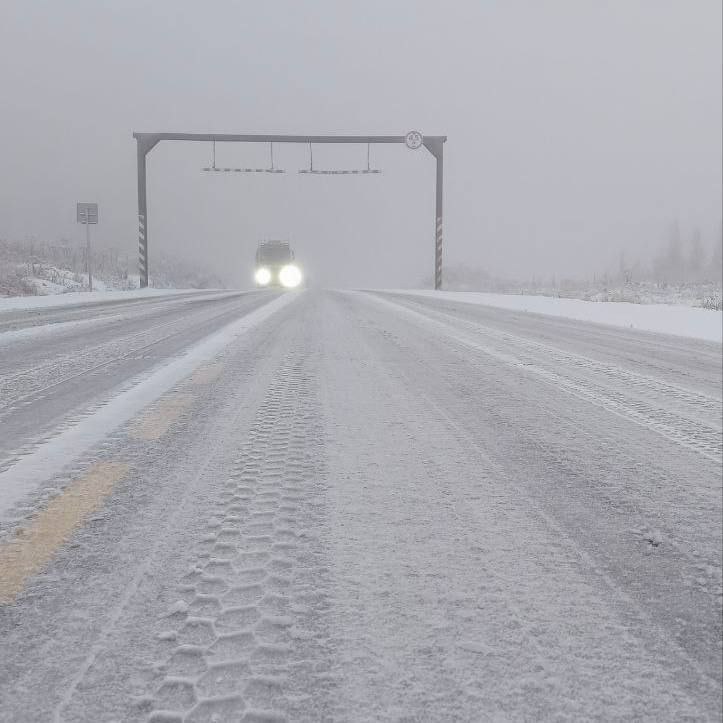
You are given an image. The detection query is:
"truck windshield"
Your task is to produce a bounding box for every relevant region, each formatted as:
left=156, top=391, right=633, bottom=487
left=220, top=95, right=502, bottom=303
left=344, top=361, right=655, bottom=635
left=257, top=244, right=291, bottom=264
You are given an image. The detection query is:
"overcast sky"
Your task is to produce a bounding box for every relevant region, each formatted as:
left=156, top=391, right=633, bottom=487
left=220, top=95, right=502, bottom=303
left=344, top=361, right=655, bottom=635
left=1, top=1, right=721, bottom=288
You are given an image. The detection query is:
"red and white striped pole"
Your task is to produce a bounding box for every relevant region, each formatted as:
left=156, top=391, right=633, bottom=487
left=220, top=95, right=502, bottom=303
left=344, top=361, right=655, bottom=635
left=136, top=138, right=150, bottom=288
left=422, top=136, right=445, bottom=290
left=435, top=151, right=444, bottom=291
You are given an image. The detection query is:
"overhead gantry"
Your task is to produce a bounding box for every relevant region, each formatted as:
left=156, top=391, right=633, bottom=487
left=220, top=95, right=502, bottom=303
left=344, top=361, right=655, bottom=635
left=133, top=131, right=446, bottom=289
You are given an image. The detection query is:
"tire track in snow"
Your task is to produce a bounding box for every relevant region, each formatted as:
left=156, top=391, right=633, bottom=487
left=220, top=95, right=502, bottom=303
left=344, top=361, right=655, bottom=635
left=0, top=293, right=299, bottom=526
left=142, top=354, right=331, bottom=723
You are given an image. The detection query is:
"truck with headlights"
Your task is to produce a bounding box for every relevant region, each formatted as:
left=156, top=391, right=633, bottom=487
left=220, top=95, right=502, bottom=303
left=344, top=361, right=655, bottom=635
left=254, top=240, right=302, bottom=289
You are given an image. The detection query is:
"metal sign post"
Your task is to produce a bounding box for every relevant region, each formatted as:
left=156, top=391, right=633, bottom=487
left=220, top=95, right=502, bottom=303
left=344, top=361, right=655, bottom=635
left=77, top=203, right=98, bottom=291
left=133, top=131, right=446, bottom=289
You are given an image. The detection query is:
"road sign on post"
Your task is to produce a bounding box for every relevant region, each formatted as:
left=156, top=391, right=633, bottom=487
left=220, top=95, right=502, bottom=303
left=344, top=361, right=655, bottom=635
left=404, top=130, right=424, bottom=150
left=76, top=203, right=98, bottom=225
left=77, top=203, right=98, bottom=291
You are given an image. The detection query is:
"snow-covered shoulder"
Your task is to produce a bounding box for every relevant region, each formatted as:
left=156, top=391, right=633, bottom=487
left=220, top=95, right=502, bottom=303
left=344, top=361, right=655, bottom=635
left=384, top=290, right=723, bottom=343
left=0, top=287, right=214, bottom=313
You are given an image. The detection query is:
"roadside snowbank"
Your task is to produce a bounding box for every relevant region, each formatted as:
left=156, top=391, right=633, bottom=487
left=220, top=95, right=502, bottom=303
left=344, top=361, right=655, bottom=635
left=0, top=287, right=216, bottom=313
left=386, top=290, right=722, bottom=343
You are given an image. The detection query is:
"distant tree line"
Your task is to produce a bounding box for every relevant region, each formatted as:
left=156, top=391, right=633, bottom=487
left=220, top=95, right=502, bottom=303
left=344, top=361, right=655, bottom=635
left=621, top=221, right=722, bottom=286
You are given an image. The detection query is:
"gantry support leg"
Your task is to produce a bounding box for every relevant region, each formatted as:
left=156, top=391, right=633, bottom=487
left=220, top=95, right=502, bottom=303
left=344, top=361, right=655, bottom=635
left=424, top=137, right=446, bottom=290
left=135, top=134, right=160, bottom=288
left=136, top=144, right=148, bottom=288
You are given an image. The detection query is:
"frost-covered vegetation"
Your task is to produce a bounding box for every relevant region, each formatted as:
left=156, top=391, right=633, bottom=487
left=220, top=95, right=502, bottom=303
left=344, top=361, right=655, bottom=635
left=438, top=223, right=723, bottom=310
left=0, top=239, right=225, bottom=296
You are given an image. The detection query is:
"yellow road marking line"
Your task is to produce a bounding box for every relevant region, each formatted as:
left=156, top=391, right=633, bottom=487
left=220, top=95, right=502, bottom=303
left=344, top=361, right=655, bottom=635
left=129, top=392, right=194, bottom=441
left=189, top=362, right=224, bottom=385
left=0, top=461, right=129, bottom=604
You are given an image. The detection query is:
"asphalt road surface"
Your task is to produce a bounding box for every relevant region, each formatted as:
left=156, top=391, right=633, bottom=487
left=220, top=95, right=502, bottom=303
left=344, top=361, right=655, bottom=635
left=0, top=289, right=720, bottom=722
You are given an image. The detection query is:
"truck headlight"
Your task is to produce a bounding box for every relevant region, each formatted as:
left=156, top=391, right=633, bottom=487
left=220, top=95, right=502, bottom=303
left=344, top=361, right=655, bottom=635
left=279, top=265, right=302, bottom=288
left=255, top=267, right=271, bottom=286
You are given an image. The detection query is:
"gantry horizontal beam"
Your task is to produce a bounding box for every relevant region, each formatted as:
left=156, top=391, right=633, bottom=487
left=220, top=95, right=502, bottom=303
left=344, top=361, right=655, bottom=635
left=133, top=132, right=446, bottom=145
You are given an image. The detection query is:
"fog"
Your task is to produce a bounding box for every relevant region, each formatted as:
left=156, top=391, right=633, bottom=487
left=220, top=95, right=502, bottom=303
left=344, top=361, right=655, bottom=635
left=1, top=1, right=720, bottom=289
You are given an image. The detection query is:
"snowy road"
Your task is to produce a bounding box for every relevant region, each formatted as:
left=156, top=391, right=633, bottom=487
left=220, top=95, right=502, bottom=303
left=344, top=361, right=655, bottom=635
left=0, top=290, right=276, bottom=469
left=0, top=290, right=720, bottom=721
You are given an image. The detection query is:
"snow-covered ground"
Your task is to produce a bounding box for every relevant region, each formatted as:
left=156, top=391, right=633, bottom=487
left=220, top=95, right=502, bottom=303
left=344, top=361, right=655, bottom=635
left=1, top=239, right=226, bottom=297
left=0, top=260, right=137, bottom=297
left=387, top=289, right=723, bottom=343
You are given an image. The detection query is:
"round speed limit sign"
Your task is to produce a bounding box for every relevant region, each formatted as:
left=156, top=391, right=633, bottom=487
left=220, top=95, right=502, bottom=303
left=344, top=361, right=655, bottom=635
left=404, top=130, right=424, bottom=150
